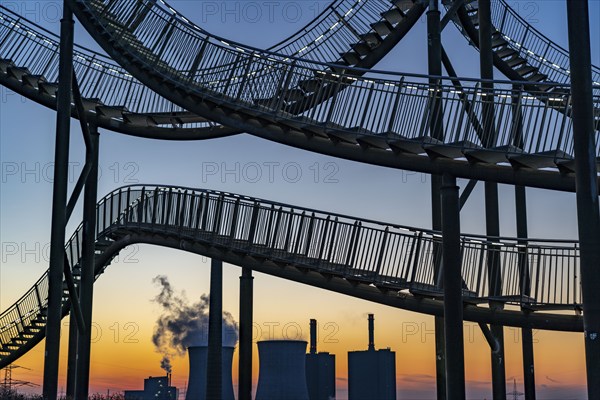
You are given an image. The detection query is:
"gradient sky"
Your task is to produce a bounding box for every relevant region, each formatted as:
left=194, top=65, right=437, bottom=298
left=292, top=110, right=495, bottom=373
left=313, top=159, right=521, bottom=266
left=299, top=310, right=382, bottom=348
left=1, top=0, right=599, bottom=398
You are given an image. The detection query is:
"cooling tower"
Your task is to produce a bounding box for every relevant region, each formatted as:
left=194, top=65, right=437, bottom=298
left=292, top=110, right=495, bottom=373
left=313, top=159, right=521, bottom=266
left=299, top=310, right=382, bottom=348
left=185, top=346, right=235, bottom=400
left=256, top=340, right=310, bottom=400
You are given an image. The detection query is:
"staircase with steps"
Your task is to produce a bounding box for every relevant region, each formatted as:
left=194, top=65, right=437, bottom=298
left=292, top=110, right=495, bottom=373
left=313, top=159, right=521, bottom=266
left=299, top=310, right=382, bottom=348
left=62, top=0, right=600, bottom=191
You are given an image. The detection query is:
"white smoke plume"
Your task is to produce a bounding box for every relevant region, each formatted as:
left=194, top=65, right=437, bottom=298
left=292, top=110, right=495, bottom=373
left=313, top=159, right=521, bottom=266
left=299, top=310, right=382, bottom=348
left=151, top=275, right=239, bottom=373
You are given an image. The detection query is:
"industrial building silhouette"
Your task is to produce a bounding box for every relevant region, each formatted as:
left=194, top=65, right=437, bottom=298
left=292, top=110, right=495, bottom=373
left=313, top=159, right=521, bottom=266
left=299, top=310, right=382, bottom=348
left=123, top=375, right=177, bottom=400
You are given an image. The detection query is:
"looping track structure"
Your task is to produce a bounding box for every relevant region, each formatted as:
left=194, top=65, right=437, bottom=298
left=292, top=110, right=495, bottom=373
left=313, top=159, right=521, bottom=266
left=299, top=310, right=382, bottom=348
left=0, top=0, right=426, bottom=139
left=63, top=0, right=599, bottom=191
left=1, top=0, right=599, bottom=396
left=0, top=185, right=585, bottom=366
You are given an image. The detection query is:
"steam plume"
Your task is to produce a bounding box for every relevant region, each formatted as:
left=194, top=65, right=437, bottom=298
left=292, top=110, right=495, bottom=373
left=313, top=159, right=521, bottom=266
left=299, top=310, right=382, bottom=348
left=151, top=275, right=239, bottom=373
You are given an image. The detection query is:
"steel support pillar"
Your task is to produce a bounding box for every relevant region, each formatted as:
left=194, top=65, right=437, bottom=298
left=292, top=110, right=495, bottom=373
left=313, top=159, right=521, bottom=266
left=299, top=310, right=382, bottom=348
left=238, top=268, right=254, bottom=400
left=74, top=126, right=100, bottom=400
left=566, top=2, right=600, bottom=398
left=427, top=2, right=446, bottom=398
left=441, top=173, right=465, bottom=400
left=66, top=311, right=78, bottom=398
left=43, top=3, right=74, bottom=398
left=479, top=1, right=506, bottom=397
left=521, top=324, right=536, bottom=400
left=207, top=258, right=223, bottom=400
left=515, top=185, right=535, bottom=399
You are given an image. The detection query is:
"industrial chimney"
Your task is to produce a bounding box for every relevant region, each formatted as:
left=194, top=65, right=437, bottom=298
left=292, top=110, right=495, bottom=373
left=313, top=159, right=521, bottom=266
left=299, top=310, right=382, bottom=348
left=309, top=319, right=317, bottom=354
left=305, top=320, right=336, bottom=400
left=185, top=346, right=235, bottom=400
left=256, top=340, right=310, bottom=400
left=368, top=314, right=375, bottom=351
left=348, top=314, right=396, bottom=400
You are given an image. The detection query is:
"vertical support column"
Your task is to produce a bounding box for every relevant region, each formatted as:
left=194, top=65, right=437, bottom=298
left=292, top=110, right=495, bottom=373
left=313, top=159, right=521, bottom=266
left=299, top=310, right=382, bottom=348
left=238, top=267, right=254, bottom=400
left=66, top=310, right=78, bottom=398
left=566, top=2, right=600, bottom=398
left=487, top=181, right=506, bottom=400
left=441, top=173, right=465, bottom=400
left=515, top=185, right=535, bottom=400
left=75, top=126, right=100, bottom=400
left=521, top=323, right=536, bottom=400
left=479, top=1, right=506, bottom=398
left=427, top=2, right=446, bottom=397
left=207, top=258, right=223, bottom=400
left=43, top=3, right=74, bottom=398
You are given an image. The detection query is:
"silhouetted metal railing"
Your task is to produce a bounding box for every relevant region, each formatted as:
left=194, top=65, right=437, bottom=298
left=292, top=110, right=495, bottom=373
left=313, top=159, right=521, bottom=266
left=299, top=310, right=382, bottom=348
left=71, top=0, right=600, bottom=161
left=0, top=5, right=213, bottom=129
left=449, top=0, right=600, bottom=87
left=1, top=0, right=424, bottom=133
left=0, top=185, right=583, bottom=366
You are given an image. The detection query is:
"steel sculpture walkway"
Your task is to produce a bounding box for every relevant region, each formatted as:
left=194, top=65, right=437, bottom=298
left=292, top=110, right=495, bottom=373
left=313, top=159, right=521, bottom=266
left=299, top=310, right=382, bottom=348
left=0, top=185, right=584, bottom=367
left=0, top=0, right=599, bottom=396
left=64, top=0, right=599, bottom=192
left=449, top=0, right=600, bottom=93
left=0, top=0, right=425, bottom=139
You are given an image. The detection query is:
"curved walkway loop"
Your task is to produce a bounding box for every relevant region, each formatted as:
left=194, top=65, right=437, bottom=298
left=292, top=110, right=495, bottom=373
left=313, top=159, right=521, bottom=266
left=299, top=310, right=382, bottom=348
left=0, top=185, right=584, bottom=367
left=67, top=0, right=599, bottom=192
left=0, top=0, right=425, bottom=139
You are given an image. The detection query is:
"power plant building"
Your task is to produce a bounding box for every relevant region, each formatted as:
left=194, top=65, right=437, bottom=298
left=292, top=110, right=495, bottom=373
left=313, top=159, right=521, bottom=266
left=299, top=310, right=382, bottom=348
left=305, top=319, right=336, bottom=400
left=185, top=346, right=235, bottom=400
left=348, top=314, right=396, bottom=400
left=124, top=376, right=177, bottom=400
left=256, top=340, right=310, bottom=400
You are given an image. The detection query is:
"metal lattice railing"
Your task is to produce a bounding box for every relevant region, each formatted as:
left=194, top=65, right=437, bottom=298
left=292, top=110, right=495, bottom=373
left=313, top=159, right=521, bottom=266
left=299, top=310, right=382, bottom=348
left=449, top=0, right=600, bottom=88
left=0, top=0, right=424, bottom=132
left=71, top=0, right=600, bottom=161
left=0, top=185, right=584, bottom=366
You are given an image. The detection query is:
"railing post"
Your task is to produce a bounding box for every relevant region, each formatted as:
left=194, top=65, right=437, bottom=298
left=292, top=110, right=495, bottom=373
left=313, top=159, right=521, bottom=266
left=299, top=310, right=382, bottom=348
left=247, top=202, right=260, bottom=245
left=318, top=216, right=331, bottom=261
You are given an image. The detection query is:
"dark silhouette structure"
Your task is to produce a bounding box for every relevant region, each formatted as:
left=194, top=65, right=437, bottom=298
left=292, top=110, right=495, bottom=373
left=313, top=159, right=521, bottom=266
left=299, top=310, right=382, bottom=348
left=0, top=0, right=598, bottom=398
left=306, top=319, right=336, bottom=400
left=124, top=376, right=177, bottom=400
left=348, top=315, right=396, bottom=400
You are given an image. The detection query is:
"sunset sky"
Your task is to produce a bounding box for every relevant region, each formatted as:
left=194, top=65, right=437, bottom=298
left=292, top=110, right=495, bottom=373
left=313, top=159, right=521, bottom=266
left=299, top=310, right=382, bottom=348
left=1, top=0, right=599, bottom=398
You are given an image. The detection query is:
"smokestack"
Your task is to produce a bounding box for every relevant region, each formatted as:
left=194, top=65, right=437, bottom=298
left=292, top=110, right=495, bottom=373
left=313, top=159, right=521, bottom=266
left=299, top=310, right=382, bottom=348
left=368, top=314, right=375, bottom=351
left=310, top=319, right=317, bottom=354
left=185, top=346, right=235, bottom=400
left=256, top=340, right=310, bottom=400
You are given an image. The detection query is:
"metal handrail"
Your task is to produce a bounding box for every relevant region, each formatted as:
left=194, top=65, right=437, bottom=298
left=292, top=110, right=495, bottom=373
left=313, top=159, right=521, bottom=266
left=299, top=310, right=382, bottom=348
left=447, top=0, right=600, bottom=86
left=67, top=0, right=599, bottom=162
left=0, top=184, right=584, bottom=365
left=0, top=0, right=426, bottom=134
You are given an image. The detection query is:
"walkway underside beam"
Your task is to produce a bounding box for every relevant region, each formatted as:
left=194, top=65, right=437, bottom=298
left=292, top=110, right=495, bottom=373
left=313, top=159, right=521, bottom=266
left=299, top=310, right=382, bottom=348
left=94, top=234, right=584, bottom=332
